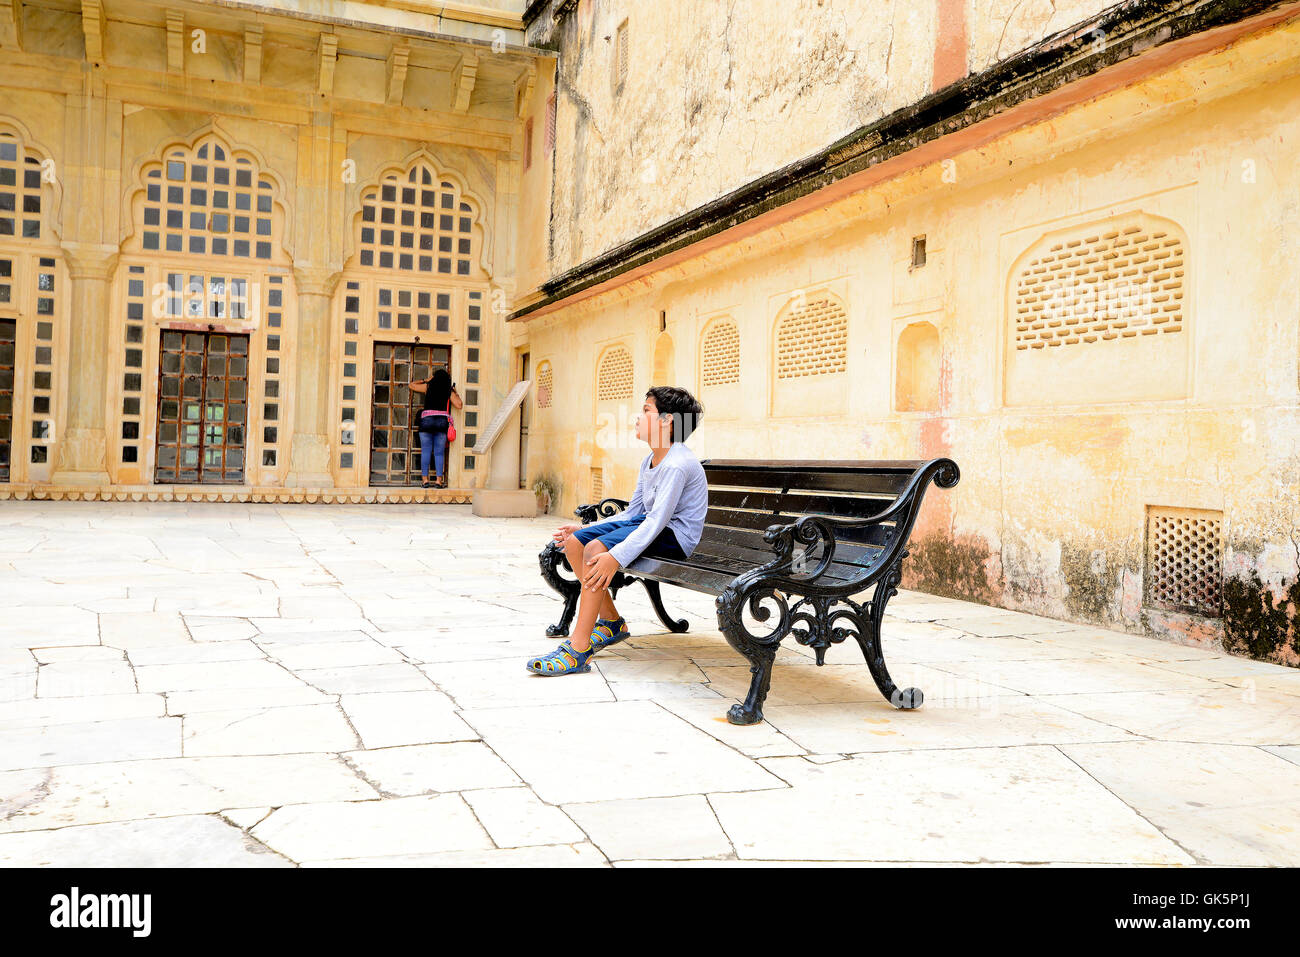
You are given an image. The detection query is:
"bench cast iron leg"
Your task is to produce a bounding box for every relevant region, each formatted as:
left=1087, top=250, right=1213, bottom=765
left=715, top=583, right=786, bottom=726
left=642, top=579, right=690, bottom=633
left=859, top=556, right=924, bottom=709
left=538, top=542, right=580, bottom=637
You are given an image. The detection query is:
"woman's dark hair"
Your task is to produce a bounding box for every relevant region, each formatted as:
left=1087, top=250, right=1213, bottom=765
left=426, top=367, right=453, bottom=410
left=646, top=386, right=704, bottom=442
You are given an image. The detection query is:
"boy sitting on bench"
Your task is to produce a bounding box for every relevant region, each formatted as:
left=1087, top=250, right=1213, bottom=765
left=528, top=386, right=707, bottom=676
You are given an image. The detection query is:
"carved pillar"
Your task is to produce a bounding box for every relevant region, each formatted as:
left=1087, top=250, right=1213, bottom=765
left=51, top=243, right=118, bottom=485
left=286, top=266, right=340, bottom=488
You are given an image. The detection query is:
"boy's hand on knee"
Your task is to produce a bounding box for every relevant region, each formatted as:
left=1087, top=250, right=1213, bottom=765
left=553, top=523, right=581, bottom=543
left=583, top=552, right=620, bottom=591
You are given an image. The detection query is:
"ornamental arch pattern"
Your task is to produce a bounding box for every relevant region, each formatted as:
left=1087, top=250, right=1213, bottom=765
left=335, top=153, right=492, bottom=489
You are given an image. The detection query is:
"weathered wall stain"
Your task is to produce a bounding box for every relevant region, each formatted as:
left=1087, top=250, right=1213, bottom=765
left=1222, top=570, right=1300, bottom=664
left=902, top=531, right=999, bottom=605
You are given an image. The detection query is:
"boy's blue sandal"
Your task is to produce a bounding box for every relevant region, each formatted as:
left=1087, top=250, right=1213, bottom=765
left=590, top=617, right=630, bottom=652
left=527, top=639, right=595, bottom=676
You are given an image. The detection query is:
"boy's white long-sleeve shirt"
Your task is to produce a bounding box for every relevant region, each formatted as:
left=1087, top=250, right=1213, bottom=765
left=582, top=442, right=708, bottom=565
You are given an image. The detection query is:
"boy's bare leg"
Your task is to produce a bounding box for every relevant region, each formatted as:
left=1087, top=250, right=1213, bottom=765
left=567, top=539, right=616, bottom=653
left=563, top=535, right=619, bottom=624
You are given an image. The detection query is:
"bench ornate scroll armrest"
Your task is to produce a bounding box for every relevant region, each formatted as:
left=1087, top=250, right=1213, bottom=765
left=537, top=497, right=642, bottom=638
left=715, top=458, right=961, bottom=725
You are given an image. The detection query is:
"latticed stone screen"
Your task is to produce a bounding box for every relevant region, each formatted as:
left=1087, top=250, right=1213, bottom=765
left=700, top=319, right=740, bottom=386
left=359, top=164, right=478, bottom=276
left=0, top=133, right=44, bottom=240
left=1013, top=220, right=1185, bottom=350
left=596, top=346, right=633, bottom=401
left=1146, top=508, right=1223, bottom=616
left=536, top=360, right=553, bottom=408
left=776, top=296, right=848, bottom=379
left=591, top=466, right=603, bottom=501
left=141, top=141, right=277, bottom=259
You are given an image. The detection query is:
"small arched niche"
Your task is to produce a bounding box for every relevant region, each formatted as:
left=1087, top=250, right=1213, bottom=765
left=895, top=321, right=941, bottom=413
left=652, top=331, right=674, bottom=384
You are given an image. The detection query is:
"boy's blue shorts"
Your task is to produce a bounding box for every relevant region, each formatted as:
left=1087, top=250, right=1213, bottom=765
left=571, top=516, right=687, bottom=560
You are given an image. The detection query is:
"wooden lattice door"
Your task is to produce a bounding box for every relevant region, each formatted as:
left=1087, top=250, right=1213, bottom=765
left=369, top=341, right=449, bottom=486
left=154, top=330, right=249, bottom=484
left=0, top=317, right=13, bottom=481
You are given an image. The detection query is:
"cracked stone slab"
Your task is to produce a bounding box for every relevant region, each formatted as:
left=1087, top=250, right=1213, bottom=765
left=300, top=842, right=608, bottom=867
left=931, top=655, right=1226, bottom=696
left=462, top=787, right=587, bottom=847
left=1043, top=687, right=1300, bottom=744
left=758, top=696, right=1134, bottom=755
left=709, top=748, right=1195, bottom=864
left=251, top=794, right=491, bottom=862
left=37, top=661, right=137, bottom=698
left=31, top=646, right=123, bottom=664
left=0, top=754, right=376, bottom=833
left=165, top=686, right=333, bottom=715
left=127, top=641, right=266, bottom=667
left=182, top=704, right=360, bottom=757
left=607, top=680, right=723, bottom=701
left=183, top=617, right=259, bottom=643
left=99, top=612, right=193, bottom=649
left=262, top=640, right=406, bottom=671
left=0, top=814, right=291, bottom=867
left=344, top=743, right=521, bottom=795
left=1063, top=741, right=1300, bottom=865
left=135, top=660, right=306, bottom=693
left=419, top=658, right=617, bottom=710
left=0, top=607, right=99, bottom=649
left=221, top=806, right=274, bottom=829
left=293, top=663, right=435, bottom=694
left=339, top=691, right=477, bottom=748
left=1265, top=746, right=1300, bottom=767
left=0, top=716, right=182, bottom=771
left=652, top=698, right=808, bottom=759
left=0, top=693, right=167, bottom=729
left=699, top=662, right=1018, bottom=708
left=461, top=700, right=787, bottom=805
left=933, top=613, right=1088, bottom=637
left=563, top=795, right=734, bottom=861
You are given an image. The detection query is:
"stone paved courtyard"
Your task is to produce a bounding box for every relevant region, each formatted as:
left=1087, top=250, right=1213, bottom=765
left=1, top=501, right=1299, bottom=867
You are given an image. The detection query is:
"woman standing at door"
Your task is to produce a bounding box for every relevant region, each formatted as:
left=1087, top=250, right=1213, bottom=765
left=411, top=367, right=463, bottom=488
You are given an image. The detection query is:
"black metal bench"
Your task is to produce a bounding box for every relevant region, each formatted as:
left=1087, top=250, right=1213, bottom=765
left=539, top=458, right=960, bottom=725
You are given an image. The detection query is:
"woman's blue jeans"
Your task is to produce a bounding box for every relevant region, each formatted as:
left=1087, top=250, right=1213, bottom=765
left=418, top=429, right=447, bottom=480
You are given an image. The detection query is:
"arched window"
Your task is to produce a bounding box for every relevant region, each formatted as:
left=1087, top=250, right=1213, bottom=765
left=775, top=294, right=848, bottom=380
left=895, top=321, right=941, bottom=412
left=1011, top=217, right=1185, bottom=350
left=357, top=164, right=482, bottom=277
left=116, top=134, right=292, bottom=486
left=700, top=317, right=739, bottom=387
left=135, top=139, right=283, bottom=261
left=596, top=345, right=634, bottom=402
left=536, top=360, right=553, bottom=409
left=0, top=126, right=60, bottom=483
left=1005, top=212, right=1189, bottom=407
left=337, top=157, right=490, bottom=491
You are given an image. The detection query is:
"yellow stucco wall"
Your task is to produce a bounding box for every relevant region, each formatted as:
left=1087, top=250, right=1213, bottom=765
left=519, top=17, right=1300, bottom=660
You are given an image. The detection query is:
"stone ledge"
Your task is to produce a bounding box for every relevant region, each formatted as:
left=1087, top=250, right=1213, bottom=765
left=0, top=485, right=474, bottom=505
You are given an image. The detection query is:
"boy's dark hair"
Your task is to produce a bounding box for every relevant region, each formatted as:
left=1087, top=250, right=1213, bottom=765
left=646, top=386, right=704, bottom=443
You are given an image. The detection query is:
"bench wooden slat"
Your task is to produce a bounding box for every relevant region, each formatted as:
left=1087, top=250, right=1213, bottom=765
left=704, top=466, right=914, bottom=497
left=624, top=556, right=737, bottom=594
left=708, top=488, right=894, bottom=517
left=704, top=507, right=896, bottom=550
left=634, top=550, right=879, bottom=594
left=697, top=523, right=884, bottom=565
